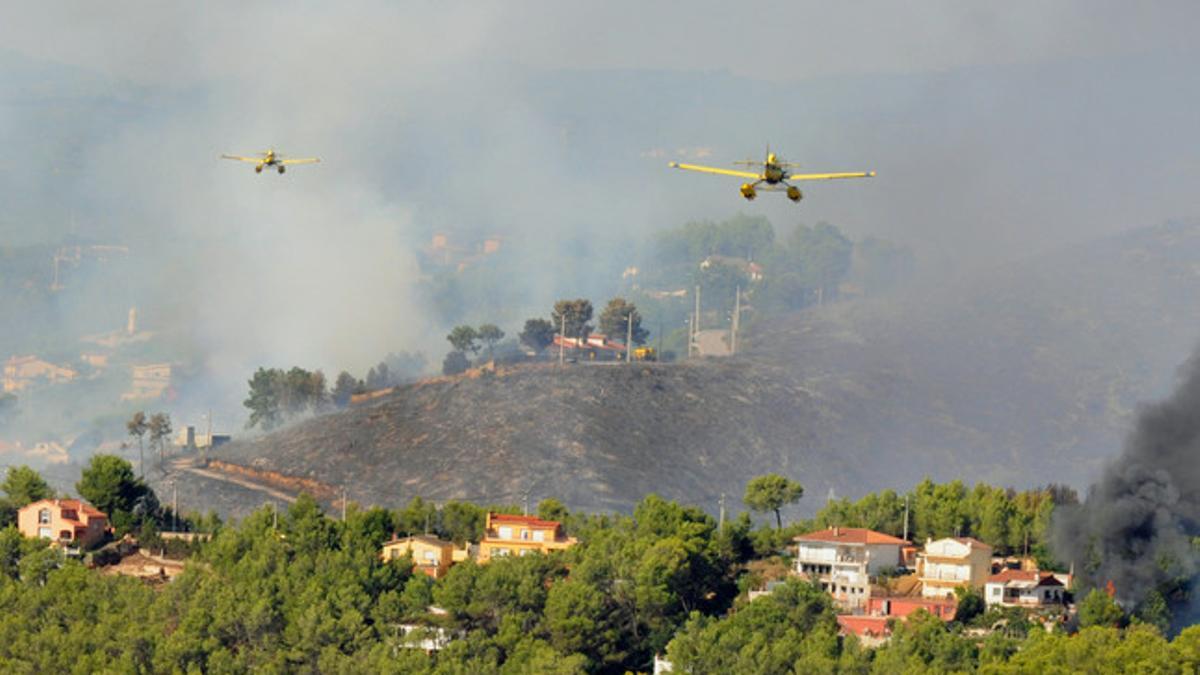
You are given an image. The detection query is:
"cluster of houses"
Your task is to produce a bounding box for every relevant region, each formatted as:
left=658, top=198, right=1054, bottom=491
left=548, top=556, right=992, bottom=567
left=380, top=512, right=577, bottom=577
left=792, top=527, right=1071, bottom=644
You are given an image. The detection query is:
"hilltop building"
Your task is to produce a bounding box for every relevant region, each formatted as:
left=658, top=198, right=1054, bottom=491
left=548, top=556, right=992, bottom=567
left=18, top=499, right=108, bottom=549
left=547, top=334, right=628, bottom=362
left=917, top=537, right=994, bottom=599
left=477, top=513, right=576, bottom=562
left=123, top=363, right=172, bottom=400
left=3, top=355, right=78, bottom=392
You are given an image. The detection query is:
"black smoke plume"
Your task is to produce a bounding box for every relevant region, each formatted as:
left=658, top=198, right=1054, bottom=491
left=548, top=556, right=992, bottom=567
left=1053, top=347, right=1200, bottom=622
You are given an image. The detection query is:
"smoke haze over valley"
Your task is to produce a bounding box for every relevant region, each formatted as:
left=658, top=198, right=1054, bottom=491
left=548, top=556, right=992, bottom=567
left=3, top=4, right=1200, bottom=504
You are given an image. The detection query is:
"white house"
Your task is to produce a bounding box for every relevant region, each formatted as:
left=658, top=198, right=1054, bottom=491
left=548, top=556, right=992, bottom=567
left=917, top=537, right=993, bottom=599
left=794, top=527, right=909, bottom=609
left=984, top=569, right=1067, bottom=608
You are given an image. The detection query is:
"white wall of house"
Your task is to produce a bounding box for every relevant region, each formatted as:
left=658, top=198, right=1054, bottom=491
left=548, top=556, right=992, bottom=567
left=864, top=543, right=903, bottom=575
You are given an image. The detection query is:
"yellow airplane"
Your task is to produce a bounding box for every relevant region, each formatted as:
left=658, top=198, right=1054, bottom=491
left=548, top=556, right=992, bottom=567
left=669, top=147, right=874, bottom=202
left=221, top=149, right=320, bottom=174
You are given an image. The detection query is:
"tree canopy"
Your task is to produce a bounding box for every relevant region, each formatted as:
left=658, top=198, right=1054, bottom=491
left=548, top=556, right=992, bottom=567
left=743, top=474, right=804, bottom=530
left=597, top=298, right=649, bottom=346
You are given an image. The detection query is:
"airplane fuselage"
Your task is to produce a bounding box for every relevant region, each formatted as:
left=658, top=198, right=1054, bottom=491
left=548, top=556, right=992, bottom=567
left=763, top=163, right=785, bottom=183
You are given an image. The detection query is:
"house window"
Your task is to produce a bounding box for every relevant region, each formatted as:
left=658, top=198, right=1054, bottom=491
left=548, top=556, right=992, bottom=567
left=498, top=527, right=513, bottom=540
left=423, top=551, right=437, bottom=561
left=991, top=587, right=1001, bottom=596
left=521, top=529, right=530, bottom=540
left=38, top=509, right=51, bottom=524
left=532, top=530, right=545, bottom=542
left=38, top=527, right=51, bottom=539
left=390, top=550, right=401, bottom=560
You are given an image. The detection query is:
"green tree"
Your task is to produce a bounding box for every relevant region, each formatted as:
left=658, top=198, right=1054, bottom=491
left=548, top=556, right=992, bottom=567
left=790, top=222, right=852, bottom=304
left=365, top=362, right=390, bottom=389
left=743, top=474, right=804, bottom=530
left=598, top=298, right=649, bottom=346
left=244, top=367, right=283, bottom=430
left=443, top=350, right=470, bottom=376
left=126, top=411, right=148, bottom=477
left=76, top=454, right=155, bottom=534
left=537, top=498, right=568, bottom=523
left=331, top=371, right=358, bottom=407
left=1135, top=589, right=1171, bottom=634
left=519, top=318, right=556, bottom=352
left=2, top=466, right=51, bottom=507
left=1078, top=588, right=1125, bottom=628
left=954, top=586, right=985, bottom=625
left=551, top=299, right=594, bottom=342
left=148, top=412, right=172, bottom=474
left=477, top=324, right=505, bottom=360
left=447, top=325, right=480, bottom=355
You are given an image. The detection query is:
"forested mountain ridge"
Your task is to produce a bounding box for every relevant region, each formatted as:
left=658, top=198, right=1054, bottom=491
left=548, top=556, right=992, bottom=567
left=180, top=221, right=1200, bottom=518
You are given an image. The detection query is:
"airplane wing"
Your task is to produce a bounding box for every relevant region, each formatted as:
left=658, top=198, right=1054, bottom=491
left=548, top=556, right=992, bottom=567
left=279, top=158, right=320, bottom=165
left=786, top=170, right=876, bottom=181
left=668, top=162, right=761, bottom=180
left=221, top=154, right=262, bottom=163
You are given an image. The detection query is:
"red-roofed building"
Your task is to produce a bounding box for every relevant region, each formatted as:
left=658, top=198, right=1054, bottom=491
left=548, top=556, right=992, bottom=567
left=866, top=595, right=958, bottom=621
left=18, top=499, right=108, bottom=549
left=984, top=569, right=1067, bottom=608
left=478, top=513, right=577, bottom=562
left=836, top=615, right=892, bottom=646
left=548, top=334, right=627, bottom=362
left=794, top=527, right=910, bottom=609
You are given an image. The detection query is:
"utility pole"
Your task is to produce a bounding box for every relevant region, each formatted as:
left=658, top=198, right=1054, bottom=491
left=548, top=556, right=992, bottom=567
left=558, top=312, right=566, bottom=366
left=694, top=284, right=701, bottom=353
left=204, top=409, right=213, bottom=466
left=522, top=489, right=530, bottom=517
left=657, top=318, right=663, bottom=360
left=625, top=311, right=633, bottom=363
left=903, top=495, right=910, bottom=543
left=718, top=493, right=726, bottom=531
left=731, top=285, right=741, bottom=355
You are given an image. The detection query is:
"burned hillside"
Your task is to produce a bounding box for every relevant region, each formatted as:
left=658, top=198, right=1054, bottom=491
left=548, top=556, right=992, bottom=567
left=178, top=222, right=1200, bottom=518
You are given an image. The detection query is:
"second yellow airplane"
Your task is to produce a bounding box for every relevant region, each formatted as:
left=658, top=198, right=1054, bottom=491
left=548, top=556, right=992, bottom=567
left=221, top=149, right=320, bottom=174
left=669, top=147, right=874, bottom=202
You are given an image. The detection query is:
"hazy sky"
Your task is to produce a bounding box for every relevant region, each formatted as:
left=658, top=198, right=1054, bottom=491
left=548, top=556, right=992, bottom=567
left=3, top=1, right=1199, bottom=381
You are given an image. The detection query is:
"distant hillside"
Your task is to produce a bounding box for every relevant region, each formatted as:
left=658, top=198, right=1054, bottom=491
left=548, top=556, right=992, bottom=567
left=167, top=222, right=1200, bottom=518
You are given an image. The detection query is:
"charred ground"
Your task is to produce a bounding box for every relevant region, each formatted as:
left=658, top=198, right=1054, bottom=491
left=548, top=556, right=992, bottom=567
left=168, top=222, right=1200, bottom=518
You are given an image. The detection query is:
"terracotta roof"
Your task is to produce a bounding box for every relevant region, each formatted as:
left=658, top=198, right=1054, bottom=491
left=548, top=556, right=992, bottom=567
left=383, top=535, right=453, bottom=548
left=24, top=499, right=106, bottom=520
left=489, top=513, right=562, bottom=529
left=953, top=537, right=993, bottom=549
left=795, top=527, right=908, bottom=545
left=837, top=615, right=891, bottom=637
left=987, top=569, right=1064, bottom=586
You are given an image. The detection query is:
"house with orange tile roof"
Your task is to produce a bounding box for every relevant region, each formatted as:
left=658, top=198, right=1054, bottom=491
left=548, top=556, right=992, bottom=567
left=793, top=527, right=909, bottom=609
left=917, top=537, right=994, bottom=599
left=17, top=499, right=108, bottom=549
left=381, top=535, right=463, bottom=579
left=984, top=569, right=1067, bottom=608
left=477, top=513, right=576, bottom=562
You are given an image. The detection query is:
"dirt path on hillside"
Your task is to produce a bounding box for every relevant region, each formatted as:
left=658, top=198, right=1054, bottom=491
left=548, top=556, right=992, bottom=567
left=170, top=458, right=298, bottom=504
